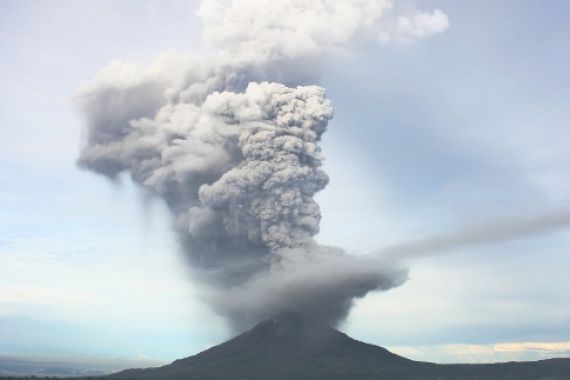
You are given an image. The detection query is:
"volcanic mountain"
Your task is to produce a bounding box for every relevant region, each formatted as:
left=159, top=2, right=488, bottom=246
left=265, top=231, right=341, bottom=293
left=109, top=315, right=570, bottom=380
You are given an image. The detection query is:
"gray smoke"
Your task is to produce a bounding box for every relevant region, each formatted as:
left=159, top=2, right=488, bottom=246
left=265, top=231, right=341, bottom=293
left=378, top=210, right=570, bottom=261
left=76, top=65, right=409, bottom=328
left=76, top=0, right=448, bottom=330
left=210, top=244, right=408, bottom=329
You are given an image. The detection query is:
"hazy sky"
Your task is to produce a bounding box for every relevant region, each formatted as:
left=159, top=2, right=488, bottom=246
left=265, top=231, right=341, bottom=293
left=1, top=0, right=569, bottom=366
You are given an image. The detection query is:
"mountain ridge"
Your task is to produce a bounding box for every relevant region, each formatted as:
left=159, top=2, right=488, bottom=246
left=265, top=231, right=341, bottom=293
left=108, top=315, right=570, bottom=380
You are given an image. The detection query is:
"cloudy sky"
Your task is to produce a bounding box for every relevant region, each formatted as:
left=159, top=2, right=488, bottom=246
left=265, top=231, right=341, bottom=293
left=1, top=0, right=569, bottom=368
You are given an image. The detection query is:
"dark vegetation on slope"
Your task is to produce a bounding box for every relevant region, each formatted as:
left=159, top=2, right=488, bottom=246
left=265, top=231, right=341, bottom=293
left=107, top=315, right=570, bottom=380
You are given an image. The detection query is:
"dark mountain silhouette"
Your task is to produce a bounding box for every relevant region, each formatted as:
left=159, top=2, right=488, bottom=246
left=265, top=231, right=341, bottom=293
left=108, top=315, right=570, bottom=380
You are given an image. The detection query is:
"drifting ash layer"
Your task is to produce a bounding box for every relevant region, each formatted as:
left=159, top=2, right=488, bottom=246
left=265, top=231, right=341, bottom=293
left=109, top=315, right=570, bottom=380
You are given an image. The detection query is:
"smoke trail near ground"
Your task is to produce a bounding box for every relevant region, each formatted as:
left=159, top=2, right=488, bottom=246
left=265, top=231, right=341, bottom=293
left=76, top=0, right=448, bottom=330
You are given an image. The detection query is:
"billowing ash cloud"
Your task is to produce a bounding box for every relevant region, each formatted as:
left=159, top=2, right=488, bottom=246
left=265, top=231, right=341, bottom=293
left=198, top=0, right=449, bottom=56
left=190, top=83, right=332, bottom=252
left=76, top=0, right=447, bottom=330
left=210, top=244, right=407, bottom=328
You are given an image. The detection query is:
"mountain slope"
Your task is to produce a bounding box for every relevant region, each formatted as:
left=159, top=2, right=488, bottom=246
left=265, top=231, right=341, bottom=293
left=109, top=315, right=570, bottom=380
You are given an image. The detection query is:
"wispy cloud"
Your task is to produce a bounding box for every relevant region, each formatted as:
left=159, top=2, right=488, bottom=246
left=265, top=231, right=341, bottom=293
left=495, top=341, right=570, bottom=355
left=0, top=287, right=96, bottom=308
left=390, top=341, right=570, bottom=364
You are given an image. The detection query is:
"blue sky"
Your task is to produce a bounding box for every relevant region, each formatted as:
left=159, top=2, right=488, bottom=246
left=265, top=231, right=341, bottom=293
left=0, top=0, right=569, bottom=366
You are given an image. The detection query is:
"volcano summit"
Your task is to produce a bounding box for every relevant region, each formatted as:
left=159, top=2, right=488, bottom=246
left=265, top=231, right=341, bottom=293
left=109, top=315, right=570, bottom=380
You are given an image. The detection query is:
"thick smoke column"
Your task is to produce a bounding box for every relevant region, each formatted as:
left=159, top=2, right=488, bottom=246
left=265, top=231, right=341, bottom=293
left=190, top=83, right=331, bottom=252
left=77, top=0, right=448, bottom=330
left=78, top=73, right=408, bottom=329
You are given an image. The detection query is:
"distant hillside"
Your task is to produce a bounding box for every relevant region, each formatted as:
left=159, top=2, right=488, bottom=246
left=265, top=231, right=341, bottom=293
left=107, top=315, right=570, bottom=380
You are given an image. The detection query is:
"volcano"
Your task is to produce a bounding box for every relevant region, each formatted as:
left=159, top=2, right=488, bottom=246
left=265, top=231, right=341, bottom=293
left=109, top=315, right=570, bottom=380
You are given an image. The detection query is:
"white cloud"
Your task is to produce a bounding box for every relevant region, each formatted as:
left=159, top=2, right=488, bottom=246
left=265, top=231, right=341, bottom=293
left=197, top=0, right=449, bottom=59
left=495, top=341, right=570, bottom=355
left=389, top=341, right=570, bottom=363
left=0, top=287, right=96, bottom=308
left=396, top=9, right=449, bottom=43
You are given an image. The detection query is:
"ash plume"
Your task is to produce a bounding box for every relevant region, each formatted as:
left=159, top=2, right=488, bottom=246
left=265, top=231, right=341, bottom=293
left=76, top=0, right=448, bottom=329
left=378, top=210, right=570, bottom=261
